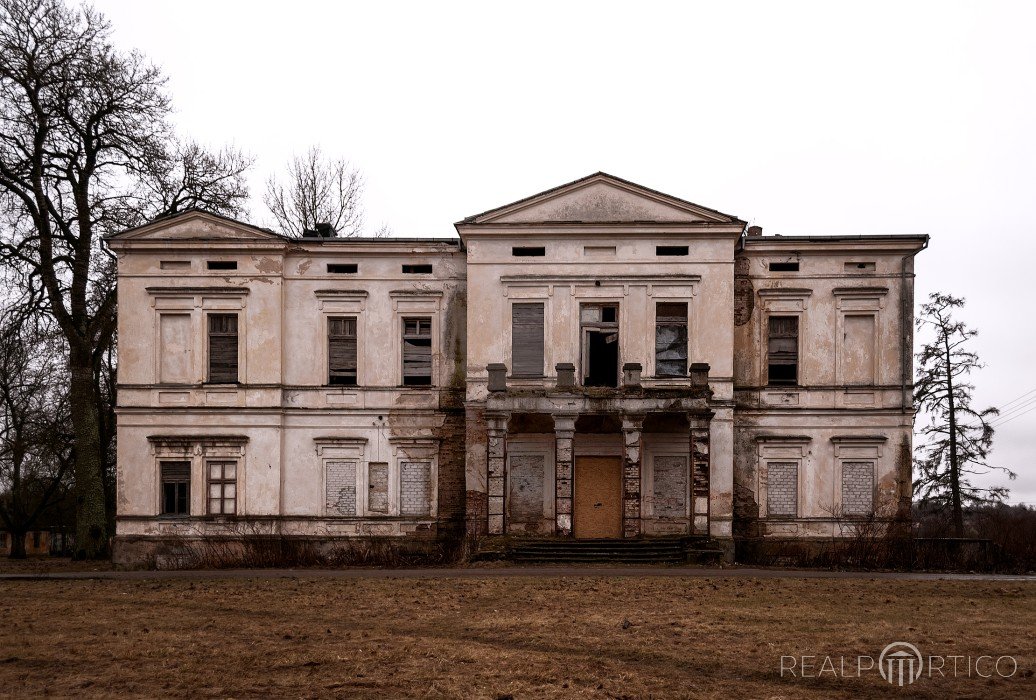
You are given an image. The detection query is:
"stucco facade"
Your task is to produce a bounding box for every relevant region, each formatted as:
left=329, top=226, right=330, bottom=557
left=106, top=173, right=926, bottom=564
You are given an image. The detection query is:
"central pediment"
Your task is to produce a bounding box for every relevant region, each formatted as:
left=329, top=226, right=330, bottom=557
left=458, top=172, right=742, bottom=226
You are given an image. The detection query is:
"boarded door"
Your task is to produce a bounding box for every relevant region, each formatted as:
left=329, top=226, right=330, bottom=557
left=573, top=456, right=622, bottom=538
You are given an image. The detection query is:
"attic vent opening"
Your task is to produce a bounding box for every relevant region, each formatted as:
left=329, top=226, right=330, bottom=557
left=512, top=246, right=545, bottom=257
left=402, top=264, right=432, bottom=274
left=846, top=261, right=876, bottom=272
left=207, top=260, right=237, bottom=270
left=656, top=246, right=689, bottom=256
left=769, top=261, right=799, bottom=272
left=327, top=263, right=358, bottom=274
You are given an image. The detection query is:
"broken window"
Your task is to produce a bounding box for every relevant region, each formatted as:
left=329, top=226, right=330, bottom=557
left=655, top=302, right=688, bottom=377
left=207, top=313, right=239, bottom=383
left=767, top=316, right=799, bottom=385
left=402, top=317, right=432, bottom=386
left=160, top=461, right=191, bottom=516
left=581, top=303, right=619, bottom=387
left=207, top=461, right=237, bottom=515
left=511, top=303, right=544, bottom=376
left=328, top=317, right=358, bottom=386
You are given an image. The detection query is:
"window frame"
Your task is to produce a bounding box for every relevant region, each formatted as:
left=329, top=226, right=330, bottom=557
left=160, top=460, right=191, bottom=517
left=206, top=460, right=238, bottom=516
left=766, top=315, right=800, bottom=386
left=206, top=312, right=240, bottom=384
left=401, top=316, right=433, bottom=387
left=510, top=302, right=546, bottom=378
left=579, top=302, right=621, bottom=387
left=654, top=301, right=689, bottom=378
left=327, top=316, right=359, bottom=386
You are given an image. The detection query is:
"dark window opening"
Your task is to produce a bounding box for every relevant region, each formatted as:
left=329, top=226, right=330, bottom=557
left=581, top=304, right=619, bottom=387
left=402, top=317, right=432, bottom=386
left=207, top=260, right=237, bottom=270
left=402, top=264, right=432, bottom=274
left=655, top=302, right=688, bottom=377
left=767, top=316, right=799, bottom=385
left=328, top=317, right=358, bottom=385
left=656, top=245, right=689, bottom=256
left=207, top=313, right=239, bottom=383
left=512, top=246, right=545, bottom=257
left=769, top=261, right=799, bottom=272
left=327, top=263, right=358, bottom=274
left=511, top=303, right=544, bottom=376
left=207, top=461, right=237, bottom=515
left=846, top=261, right=875, bottom=272
left=161, top=461, right=191, bottom=516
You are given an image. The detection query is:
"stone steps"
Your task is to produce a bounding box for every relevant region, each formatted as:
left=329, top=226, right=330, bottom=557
left=506, top=537, right=723, bottom=565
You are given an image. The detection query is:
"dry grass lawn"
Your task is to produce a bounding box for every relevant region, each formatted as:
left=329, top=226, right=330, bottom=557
left=0, top=575, right=1033, bottom=698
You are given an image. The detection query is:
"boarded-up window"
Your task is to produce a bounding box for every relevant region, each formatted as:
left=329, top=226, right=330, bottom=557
left=511, top=303, right=544, bottom=376
left=655, top=303, right=688, bottom=377
left=207, top=461, right=237, bottom=515
left=767, top=462, right=798, bottom=517
left=842, top=461, right=874, bottom=516
left=400, top=461, right=432, bottom=516
left=326, top=460, right=357, bottom=516
left=368, top=462, right=389, bottom=513
left=402, top=318, right=432, bottom=386
left=841, top=315, right=875, bottom=385
left=159, top=314, right=192, bottom=383
left=653, top=455, right=688, bottom=517
left=328, top=317, right=358, bottom=385
left=160, top=461, right=190, bottom=516
left=509, top=454, right=545, bottom=522
left=767, top=316, right=799, bottom=385
left=208, top=314, right=238, bottom=383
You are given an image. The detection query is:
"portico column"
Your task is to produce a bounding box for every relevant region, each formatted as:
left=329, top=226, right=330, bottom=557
left=621, top=414, right=645, bottom=538
left=486, top=412, right=509, bottom=535
left=688, top=411, right=714, bottom=536
left=552, top=414, right=577, bottom=536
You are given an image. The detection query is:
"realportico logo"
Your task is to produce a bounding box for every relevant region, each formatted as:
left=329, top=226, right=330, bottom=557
left=780, top=641, right=1023, bottom=686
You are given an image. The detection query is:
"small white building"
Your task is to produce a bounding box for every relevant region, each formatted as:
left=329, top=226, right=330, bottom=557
left=106, top=173, right=927, bottom=565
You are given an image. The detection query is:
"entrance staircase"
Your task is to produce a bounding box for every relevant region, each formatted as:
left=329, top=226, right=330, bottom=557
left=506, top=536, right=724, bottom=565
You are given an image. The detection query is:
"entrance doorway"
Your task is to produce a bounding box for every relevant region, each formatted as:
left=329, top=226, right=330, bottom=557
left=573, top=455, right=622, bottom=538
left=581, top=303, right=619, bottom=387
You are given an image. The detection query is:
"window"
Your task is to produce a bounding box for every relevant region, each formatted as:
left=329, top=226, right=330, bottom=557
left=767, top=316, right=799, bottom=385
left=842, top=462, right=875, bottom=516
left=327, top=263, right=358, bottom=274
left=511, top=303, right=544, bottom=376
left=368, top=462, right=389, bottom=513
left=328, top=317, right=358, bottom=385
left=580, top=303, right=619, bottom=387
left=207, top=314, right=239, bottom=383
left=769, top=261, right=799, bottom=272
left=207, top=461, right=237, bottom=515
left=845, top=261, right=875, bottom=272
left=656, top=245, right=688, bottom=256
left=767, top=462, right=798, bottom=517
left=160, top=461, right=191, bottom=516
left=400, top=461, right=432, bottom=516
left=655, top=302, right=688, bottom=377
left=402, top=317, right=432, bottom=386
left=402, top=264, right=432, bottom=274
left=207, top=260, right=237, bottom=270
left=325, top=460, right=357, bottom=516
left=512, top=246, right=545, bottom=257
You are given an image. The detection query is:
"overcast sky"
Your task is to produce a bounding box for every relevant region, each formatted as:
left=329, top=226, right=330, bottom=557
left=93, top=0, right=1035, bottom=503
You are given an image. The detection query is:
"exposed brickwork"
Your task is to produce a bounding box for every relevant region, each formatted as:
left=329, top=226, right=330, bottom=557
left=622, top=416, right=643, bottom=538
left=401, top=461, right=432, bottom=516
left=767, top=462, right=798, bottom=517
left=435, top=401, right=467, bottom=533
left=841, top=461, right=874, bottom=516
left=690, top=416, right=711, bottom=534
left=325, top=460, right=357, bottom=516
left=508, top=454, right=545, bottom=522
left=368, top=462, right=389, bottom=513
left=733, top=255, right=754, bottom=326
left=653, top=455, right=687, bottom=518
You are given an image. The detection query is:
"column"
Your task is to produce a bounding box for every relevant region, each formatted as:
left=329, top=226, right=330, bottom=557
left=552, top=414, right=577, bottom=536
left=621, top=414, right=645, bottom=538
left=485, top=412, right=509, bottom=535
left=688, top=411, right=713, bottom=536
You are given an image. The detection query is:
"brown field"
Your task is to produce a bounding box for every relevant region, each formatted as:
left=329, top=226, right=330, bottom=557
left=0, top=574, right=1033, bottom=698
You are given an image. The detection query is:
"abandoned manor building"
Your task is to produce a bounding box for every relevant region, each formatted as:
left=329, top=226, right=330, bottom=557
left=106, top=173, right=928, bottom=564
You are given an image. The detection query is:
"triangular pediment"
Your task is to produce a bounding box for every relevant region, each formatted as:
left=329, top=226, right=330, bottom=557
left=107, top=210, right=284, bottom=241
left=459, top=172, right=741, bottom=226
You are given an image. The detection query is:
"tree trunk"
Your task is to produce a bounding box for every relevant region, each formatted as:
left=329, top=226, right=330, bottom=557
left=944, top=335, right=964, bottom=537
left=9, top=530, right=27, bottom=559
left=69, top=349, right=109, bottom=559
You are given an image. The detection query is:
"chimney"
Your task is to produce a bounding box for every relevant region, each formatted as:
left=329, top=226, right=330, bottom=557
left=302, top=222, right=338, bottom=238
left=747, top=225, right=763, bottom=237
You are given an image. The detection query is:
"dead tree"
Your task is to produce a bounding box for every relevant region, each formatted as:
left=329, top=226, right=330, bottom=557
left=264, top=145, right=364, bottom=237
left=0, top=0, right=250, bottom=557
left=914, top=292, right=1015, bottom=537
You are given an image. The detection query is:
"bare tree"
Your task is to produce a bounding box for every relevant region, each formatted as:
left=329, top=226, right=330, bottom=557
left=264, top=145, right=364, bottom=237
left=914, top=292, right=1015, bottom=537
left=0, top=0, right=250, bottom=558
left=0, top=312, right=72, bottom=558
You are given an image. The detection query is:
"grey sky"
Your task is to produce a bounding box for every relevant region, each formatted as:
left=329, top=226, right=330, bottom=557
left=93, top=0, right=1036, bottom=503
